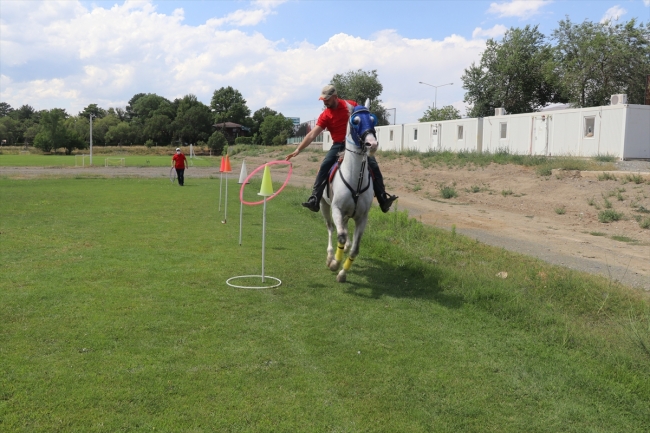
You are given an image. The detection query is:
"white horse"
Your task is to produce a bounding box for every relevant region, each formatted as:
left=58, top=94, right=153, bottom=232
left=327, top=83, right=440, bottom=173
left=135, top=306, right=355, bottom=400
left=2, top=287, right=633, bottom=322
left=321, top=99, right=379, bottom=283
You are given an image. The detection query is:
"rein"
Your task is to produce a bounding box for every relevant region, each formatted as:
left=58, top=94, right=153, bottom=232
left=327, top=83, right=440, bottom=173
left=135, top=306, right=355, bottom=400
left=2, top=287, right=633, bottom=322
left=336, top=137, right=371, bottom=218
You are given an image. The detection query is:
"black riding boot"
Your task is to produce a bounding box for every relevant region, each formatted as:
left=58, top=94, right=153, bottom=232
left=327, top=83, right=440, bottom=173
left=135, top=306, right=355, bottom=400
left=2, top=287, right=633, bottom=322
left=368, top=156, right=398, bottom=213
left=302, top=180, right=327, bottom=212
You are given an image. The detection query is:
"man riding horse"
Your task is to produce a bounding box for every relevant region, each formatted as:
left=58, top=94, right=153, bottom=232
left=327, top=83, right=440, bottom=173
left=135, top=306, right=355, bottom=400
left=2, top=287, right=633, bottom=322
left=285, top=85, right=398, bottom=213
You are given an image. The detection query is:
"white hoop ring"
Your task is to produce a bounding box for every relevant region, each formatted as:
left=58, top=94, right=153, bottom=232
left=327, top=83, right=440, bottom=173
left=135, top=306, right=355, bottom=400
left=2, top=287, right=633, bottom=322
left=226, top=275, right=282, bottom=289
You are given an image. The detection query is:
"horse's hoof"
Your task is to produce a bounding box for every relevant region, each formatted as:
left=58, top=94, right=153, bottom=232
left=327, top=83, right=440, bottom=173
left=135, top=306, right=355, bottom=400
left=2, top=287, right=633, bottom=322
left=329, top=261, right=340, bottom=272
left=336, top=272, right=347, bottom=283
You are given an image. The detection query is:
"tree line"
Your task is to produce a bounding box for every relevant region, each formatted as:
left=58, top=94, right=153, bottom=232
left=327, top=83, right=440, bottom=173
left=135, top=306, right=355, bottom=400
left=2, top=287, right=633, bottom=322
left=0, top=87, right=297, bottom=154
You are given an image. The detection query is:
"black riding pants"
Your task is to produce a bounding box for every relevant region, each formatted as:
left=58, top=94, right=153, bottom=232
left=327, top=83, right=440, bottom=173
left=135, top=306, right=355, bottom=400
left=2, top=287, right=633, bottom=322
left=311, top=142, right=385, bottom=197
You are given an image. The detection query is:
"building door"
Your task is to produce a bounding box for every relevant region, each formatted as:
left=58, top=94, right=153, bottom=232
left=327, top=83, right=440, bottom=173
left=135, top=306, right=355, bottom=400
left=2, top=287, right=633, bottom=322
left=532, top=115, right=548, bottom=155
left=431, top=124, right=441, bottom=150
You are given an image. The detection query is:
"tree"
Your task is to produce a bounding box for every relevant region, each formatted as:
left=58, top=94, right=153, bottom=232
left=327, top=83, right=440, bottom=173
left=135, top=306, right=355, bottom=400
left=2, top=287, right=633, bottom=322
left=207, top=130, right=228, bottom=155
left=210, top=86, right=251, bottom=125
left=0, top=102, right=13, bottom=117
left=125, top=93, right=147, bottom=120
left=251, top=107, right=277, bottom=135
left=462, top=25, right=564, bottom=117
left=419, top=105, right=462, bottom=122
left=11, top=104, right=37, bottom=121
left=78, top=104, right=106, bottom=119
left=107, top=107, right=127, bottom=121
left=552, top=17, right=650, bottom=107
left=259, top=114, right=294, bottom=146
left=331, top=69, right=391, bottom=125
left=33, top=109, right=85, bottom=154
left=143, top=114, right=173, bottom=145
left=130, top=94, right=175, bottom=120
left=105, top=122, right=135, bottom=146
left=172, top=96, right=213, bottom=145
left=92, top=114, right=121, bottom=145
left=0, top=117, right=19, bottom=145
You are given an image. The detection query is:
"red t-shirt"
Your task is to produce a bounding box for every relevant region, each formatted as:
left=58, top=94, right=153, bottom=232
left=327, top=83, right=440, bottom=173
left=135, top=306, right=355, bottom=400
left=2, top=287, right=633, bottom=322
left=316, top=98, right=358, bottom=142
left=172, top=153, right=187, bottom=169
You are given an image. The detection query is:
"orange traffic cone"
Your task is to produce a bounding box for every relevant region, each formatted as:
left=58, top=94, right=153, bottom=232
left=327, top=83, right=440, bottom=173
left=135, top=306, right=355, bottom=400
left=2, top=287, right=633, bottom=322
left=224, top=154, right=232, bottom=173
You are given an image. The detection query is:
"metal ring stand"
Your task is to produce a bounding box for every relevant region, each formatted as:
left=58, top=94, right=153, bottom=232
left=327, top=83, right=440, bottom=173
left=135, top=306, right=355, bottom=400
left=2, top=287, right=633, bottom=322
left=226, top=275, right=282, bottom=290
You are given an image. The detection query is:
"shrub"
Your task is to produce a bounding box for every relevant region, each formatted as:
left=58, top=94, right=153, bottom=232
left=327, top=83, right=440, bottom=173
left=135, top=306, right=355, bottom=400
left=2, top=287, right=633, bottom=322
left=555, top=206, right=566, bottom=215
left=598, top=209, right=623, bottom=223
left=144, top=139, right=154, bottom=148
left=439, top=185, right=457, bottom=199
left=207, top=131, right=227, bottom=155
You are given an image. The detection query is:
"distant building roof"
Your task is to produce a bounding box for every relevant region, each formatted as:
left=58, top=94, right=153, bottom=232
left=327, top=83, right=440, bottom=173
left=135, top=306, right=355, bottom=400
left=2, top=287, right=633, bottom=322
left=213, top=122, right=251, bottom=132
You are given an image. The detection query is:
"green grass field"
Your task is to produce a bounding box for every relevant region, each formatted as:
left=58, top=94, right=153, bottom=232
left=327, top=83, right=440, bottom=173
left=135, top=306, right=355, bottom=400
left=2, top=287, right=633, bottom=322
left=1, top=175, right=649, bottom=432
left=0, top=154, right=219, bottom=167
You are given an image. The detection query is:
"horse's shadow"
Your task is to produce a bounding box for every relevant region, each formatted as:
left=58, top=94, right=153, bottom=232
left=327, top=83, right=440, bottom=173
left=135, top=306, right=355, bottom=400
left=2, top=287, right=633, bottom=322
left=342, top=257, right=464, bottom=309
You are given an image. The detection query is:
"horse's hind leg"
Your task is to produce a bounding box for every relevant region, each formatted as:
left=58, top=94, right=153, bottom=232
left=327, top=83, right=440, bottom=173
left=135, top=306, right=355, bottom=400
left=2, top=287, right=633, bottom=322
left=336, top=216, right=368, bottom=283
left=321, top=201, right=336, bottom=268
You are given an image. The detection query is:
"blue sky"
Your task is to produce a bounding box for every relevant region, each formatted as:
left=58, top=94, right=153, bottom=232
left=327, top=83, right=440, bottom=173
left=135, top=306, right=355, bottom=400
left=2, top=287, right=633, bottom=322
left=1, top=0, right=649, bottom=124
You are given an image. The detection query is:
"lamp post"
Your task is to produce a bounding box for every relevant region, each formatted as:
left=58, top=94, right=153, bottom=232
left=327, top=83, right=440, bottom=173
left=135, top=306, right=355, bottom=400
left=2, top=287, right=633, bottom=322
left=418, top=81, right=453, bottom=110
left=89, top=113, right=96, bottom=166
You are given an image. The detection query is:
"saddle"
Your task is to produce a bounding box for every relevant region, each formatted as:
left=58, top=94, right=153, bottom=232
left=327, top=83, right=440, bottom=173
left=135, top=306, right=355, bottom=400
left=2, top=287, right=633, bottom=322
left=328, top=154, right=345, bottom=183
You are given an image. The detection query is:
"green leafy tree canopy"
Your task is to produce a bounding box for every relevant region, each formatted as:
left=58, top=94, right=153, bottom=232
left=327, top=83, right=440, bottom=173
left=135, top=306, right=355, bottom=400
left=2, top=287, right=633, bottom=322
left=419, top=105, right=461, bottom=122
left=210, top=86, right=251, bottom=125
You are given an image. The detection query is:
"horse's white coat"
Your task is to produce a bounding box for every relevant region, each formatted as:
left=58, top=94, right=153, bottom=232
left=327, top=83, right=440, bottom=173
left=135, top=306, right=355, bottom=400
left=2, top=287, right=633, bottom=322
left=321, top=99, right=377, bottom=282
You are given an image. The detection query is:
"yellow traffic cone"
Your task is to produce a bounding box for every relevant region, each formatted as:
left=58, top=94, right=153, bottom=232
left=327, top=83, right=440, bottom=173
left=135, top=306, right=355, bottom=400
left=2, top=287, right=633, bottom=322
left=258, top=164, right=274, bottom=197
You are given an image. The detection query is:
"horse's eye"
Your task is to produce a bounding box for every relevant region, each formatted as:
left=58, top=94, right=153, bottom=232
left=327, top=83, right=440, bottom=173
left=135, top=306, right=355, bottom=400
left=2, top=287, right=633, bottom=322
left=352, top=116, right=360, bottom=125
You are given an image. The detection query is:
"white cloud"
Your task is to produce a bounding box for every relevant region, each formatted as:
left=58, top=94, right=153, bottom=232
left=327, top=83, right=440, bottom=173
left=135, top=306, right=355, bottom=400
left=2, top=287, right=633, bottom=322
left=487, top=0, right=551, bottom=18
left=601, top=6, right=627, bottom=23
left=0, top=1, right=482, bottom=122
left=472, top=25, right=508, bottom=39
left=645, top=0, right=650, bottom=7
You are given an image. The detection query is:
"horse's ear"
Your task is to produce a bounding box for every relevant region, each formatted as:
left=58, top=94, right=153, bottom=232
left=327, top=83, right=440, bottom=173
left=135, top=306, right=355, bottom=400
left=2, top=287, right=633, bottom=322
left=364, top=98, right=370, bottom=108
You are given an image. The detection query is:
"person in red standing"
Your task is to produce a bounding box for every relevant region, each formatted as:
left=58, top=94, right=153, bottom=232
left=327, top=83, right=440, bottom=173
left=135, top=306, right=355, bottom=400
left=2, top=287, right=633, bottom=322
left=286, top=84, right=397, bottom=212
left=171, top=147, right=188, bottom=186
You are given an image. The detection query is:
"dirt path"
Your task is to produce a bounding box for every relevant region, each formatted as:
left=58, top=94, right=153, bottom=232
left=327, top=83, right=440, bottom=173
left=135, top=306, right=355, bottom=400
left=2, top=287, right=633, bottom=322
left=3, top=153, right=649, bottom=292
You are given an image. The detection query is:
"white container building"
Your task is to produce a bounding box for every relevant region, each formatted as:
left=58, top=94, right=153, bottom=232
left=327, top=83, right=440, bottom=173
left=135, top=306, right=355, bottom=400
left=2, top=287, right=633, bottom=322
left=314, top=96, right=649, bottom=160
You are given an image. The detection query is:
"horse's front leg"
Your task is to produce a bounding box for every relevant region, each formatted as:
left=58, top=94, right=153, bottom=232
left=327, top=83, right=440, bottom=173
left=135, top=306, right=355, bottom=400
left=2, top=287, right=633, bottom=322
left=336, top=216, right=368, bottom=283
left=321, top=201, right=336, bottom=268
left=329, top=207, right=348, bottom=272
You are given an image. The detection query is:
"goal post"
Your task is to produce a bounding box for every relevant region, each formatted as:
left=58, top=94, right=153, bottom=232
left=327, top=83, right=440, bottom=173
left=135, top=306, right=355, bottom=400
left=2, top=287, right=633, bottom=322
left=104, top=158, right=126, bottom=167
left=75, top=154, right=89, bottom=167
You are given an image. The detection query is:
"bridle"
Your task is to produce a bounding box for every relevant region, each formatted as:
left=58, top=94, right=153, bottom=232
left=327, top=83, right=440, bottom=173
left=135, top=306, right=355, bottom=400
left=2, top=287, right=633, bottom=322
left=336, top=106, right=378, bottom=217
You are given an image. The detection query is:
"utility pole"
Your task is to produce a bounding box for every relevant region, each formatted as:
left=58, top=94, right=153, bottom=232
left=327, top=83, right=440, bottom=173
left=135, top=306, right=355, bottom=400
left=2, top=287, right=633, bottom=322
left=89, top=114, right=95, bottom=166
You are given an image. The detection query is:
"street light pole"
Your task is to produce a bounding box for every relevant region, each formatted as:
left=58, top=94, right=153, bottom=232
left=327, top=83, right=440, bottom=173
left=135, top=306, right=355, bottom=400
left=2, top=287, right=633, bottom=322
left=418, top=81, right=453, bottom=110
left=89, top=114, right=96, bottom=166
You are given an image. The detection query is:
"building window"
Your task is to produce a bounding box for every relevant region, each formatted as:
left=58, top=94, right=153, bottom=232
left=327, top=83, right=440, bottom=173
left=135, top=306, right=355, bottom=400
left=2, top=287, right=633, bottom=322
left=327, top=135, right=330, bottom=143
left=432, top=127, right=438, bottom=136
left=389, top=130, right=394, bottom=141
left=584, top=117, right=595, bottom=137
left=457, top=125, right=464, bottom=140
left=500, top=123, right=508, bottom=139
left=414, top=129, right=418, bottom=140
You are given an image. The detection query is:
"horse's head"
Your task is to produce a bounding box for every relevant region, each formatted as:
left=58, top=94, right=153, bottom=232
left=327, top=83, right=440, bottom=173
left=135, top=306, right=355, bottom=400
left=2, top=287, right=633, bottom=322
left=348, top=105, right=378, bottom=155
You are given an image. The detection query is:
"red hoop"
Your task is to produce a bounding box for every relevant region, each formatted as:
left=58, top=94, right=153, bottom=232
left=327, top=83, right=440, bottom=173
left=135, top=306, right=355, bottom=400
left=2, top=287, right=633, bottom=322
left=240, top=160, right=293, bottom=206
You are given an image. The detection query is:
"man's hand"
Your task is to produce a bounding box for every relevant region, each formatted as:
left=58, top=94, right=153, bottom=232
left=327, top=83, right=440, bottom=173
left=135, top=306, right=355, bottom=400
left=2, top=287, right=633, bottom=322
left=285, top=150, right=299, bottom=161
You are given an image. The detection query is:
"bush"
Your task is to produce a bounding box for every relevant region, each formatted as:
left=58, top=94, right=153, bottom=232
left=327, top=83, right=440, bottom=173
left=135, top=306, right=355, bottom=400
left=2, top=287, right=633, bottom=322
left=598, top=209, right=623, bottom=223
left=207, top=131, right=227, bottom=155
left=235, top=136, right=253, bottom=145
left=439, top=185, right=457, bottom=199
left=144, top=139, right=154, bottom=148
